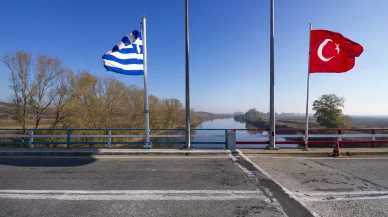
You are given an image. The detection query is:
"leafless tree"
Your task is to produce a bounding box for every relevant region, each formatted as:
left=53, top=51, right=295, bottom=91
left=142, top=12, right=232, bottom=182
left=3, top=50, right=33, bottom=133
left=30, top=55, right=64, bottom=129
left=51, top=69, right=77, bottom=128
left=4, top=52, right=200, bottom=136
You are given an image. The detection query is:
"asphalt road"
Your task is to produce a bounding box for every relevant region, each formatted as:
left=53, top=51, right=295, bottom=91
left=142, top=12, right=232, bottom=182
left=0, top=155, right=310, bottom=217
left=245, top=154, right=388, bottom=217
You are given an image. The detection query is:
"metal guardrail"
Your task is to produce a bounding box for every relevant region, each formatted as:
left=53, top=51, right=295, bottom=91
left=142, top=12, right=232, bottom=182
left=0, top=128, right=388, bottom=149
left=0, top=128, right=230, bottom=148
left=232, top=128, right=388, bottom=148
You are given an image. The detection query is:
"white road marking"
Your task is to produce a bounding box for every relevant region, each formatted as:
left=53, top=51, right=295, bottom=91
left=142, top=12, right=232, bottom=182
left=235, top=150, right=319, bottom=217
left=228, top=152, right=257, bottom=179
left=0, top=156, right=230, bottom=159
left=228, top=153, right=237, bottom=161
left=0, top=190, right=265, bottom=201
left=294, top=191, right=388, bottom=202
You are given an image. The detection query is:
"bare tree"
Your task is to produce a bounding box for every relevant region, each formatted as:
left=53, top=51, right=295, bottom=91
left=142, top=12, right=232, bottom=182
left=51, top=69, right=78, bottom=128
left=4, top=51, right=199, bottom=133
left=3, top=50, right=33, bottom=133
left=103, top=77, right=129, bottom=127
left=30, top=55, right=65, bottom=129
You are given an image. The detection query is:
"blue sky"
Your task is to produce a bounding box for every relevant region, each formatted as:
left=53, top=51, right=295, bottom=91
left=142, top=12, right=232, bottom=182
left=0, top=0, right=387, bottom=115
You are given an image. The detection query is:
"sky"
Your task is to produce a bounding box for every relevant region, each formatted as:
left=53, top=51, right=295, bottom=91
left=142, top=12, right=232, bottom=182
left=0, top=0, right=387, bottom=115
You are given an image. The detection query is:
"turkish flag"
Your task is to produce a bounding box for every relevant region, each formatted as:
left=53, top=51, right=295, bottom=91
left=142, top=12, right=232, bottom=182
left=309, top=30, right=363, bottom=73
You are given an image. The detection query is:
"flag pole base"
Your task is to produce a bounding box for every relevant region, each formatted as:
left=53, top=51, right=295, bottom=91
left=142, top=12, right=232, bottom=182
left=143, top=142, right=152, bottom=149
left=301, top=147, right=310, bottom=151
left=266, top=146, right=279, bottom=150
left=301, top=141, right=309, bottom=151
left=180, top=146, right=195, bottom=150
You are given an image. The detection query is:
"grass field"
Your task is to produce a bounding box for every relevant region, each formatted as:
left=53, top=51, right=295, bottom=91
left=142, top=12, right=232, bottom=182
left=0, top=119, right=53, bottom=129
left=275, top=115, right=388, bottom=128
left=276, top=117, right=320, bottom=128
left=350, top=116, right=388, bottom=128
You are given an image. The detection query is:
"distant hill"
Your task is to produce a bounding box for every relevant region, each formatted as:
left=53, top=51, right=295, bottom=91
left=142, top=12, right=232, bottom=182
left=0, top=101, right=56, bottom=120
left=0, top=101, right=14, bottom=119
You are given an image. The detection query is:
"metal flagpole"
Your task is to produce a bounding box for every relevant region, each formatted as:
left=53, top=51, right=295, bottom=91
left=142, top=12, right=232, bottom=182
left=142, top=16, right=152, bottom=149
left=184, top=0, right=192, bottom=149
left=269, top=0, right=276, bottom=149
left=304, top=23, right=312, bottom=150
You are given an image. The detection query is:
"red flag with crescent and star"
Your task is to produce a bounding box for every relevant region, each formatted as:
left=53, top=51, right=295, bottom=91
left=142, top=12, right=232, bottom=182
left=309, top=30, right=363, bottom=73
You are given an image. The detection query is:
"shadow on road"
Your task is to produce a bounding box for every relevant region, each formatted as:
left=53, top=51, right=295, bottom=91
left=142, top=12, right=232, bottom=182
left=0, top=156, right=97, bottom=167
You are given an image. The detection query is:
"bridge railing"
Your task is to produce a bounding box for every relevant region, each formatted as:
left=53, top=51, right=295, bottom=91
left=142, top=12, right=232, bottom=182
left=0, top=127, right=388, bottom=149
left=232, top=128, right=388, bottom=148
left=0, top=128, right=229, bottom=148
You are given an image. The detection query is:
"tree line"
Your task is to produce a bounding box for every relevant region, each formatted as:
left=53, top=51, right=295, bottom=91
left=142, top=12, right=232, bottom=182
left=235, top=94, right=352, bottom=129
left=234, top=108, right=267, bottom=127
left=3, top=50, right=199, bottom=132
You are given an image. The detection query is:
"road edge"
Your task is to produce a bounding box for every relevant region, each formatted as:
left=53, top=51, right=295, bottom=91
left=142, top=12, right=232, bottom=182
left=234, top=149, right=319, bottom=217
left=0, top=148, right=230, bottom=156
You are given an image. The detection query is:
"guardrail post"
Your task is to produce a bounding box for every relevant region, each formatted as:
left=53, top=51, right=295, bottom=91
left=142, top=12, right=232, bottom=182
left=108, top=130, right=112, bottom=149
left=29, top=130, right=34, bottom=148
left=371, top=129, right=376, bottom=148
left=226, top=130, right=236, bottom=150
left=67, top=129, right=71, bottom=149
left=338, top=129, right=342, bottom=148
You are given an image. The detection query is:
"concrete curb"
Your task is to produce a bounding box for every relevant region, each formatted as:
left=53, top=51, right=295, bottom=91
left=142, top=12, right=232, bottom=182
left=0, top=148, right=231, bottom=156
left=239, top=148, right=388, bottom=156
left=240, top=151, right=388, bottom=156
left=2, top=148, right=386, bottom=156
left=234, top=150, right=318, bottom=217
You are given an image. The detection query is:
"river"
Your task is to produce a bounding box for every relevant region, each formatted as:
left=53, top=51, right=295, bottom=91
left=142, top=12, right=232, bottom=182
left=192, top=118, right=298, bottom=149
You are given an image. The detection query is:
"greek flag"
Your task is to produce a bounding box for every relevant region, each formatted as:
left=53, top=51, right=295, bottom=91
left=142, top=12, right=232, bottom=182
left=102, top=30, right=144, bottom=75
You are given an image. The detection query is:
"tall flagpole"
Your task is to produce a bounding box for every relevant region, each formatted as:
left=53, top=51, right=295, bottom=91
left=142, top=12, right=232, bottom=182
left=184, top=0, right=191, bottom=149
left=269, top=0, right=276, bottom=149
left=142, top=16, right=152, bottom=149
left=304, top=23, right=312, bottom=150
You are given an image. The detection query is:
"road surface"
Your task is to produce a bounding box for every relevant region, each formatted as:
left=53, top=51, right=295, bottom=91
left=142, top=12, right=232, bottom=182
left=0, top=155, right=311, bottom=217
left=245, top=154, right=388, bottom=217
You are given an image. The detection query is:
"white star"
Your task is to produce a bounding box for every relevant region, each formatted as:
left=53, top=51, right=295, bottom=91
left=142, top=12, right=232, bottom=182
left=335, top=43, right=340, bottom=54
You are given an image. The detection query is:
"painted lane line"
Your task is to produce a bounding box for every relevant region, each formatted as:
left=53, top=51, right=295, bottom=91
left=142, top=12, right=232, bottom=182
left=0, top=190, right=261, bottom=194
left=228, top=151, right=257, bottom=180
left=0, top=194, right=266, bottom=201
left=0, top=156, right=231, bottom=159
left=0, top=190, right=265, bottom=201
left=228, top=150, right=240, bottom=161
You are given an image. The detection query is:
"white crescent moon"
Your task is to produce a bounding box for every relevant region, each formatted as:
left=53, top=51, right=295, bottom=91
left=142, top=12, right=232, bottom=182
left=317, top=39, right=335, bottom=62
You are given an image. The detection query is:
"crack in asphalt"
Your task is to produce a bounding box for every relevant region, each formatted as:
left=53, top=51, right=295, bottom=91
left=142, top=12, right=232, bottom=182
left=232, top=152, right=315, bottom=217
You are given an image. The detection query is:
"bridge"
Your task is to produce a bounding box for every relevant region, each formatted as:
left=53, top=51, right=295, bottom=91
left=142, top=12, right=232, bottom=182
left=1, top=128, right=388, bottom=217
left=0, top=127, right=387, bottom=149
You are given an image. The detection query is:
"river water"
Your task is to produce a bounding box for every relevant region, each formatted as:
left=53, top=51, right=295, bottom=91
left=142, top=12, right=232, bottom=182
left=191, top=118, right=298, bottom=149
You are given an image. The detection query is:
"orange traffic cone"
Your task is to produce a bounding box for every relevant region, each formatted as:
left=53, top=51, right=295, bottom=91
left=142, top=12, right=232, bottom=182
left=331, top=139, right=341, bottom=157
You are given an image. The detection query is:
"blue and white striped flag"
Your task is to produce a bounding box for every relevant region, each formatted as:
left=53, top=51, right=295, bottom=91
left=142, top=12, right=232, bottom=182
left=102, top=30, right=144, bottom=75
